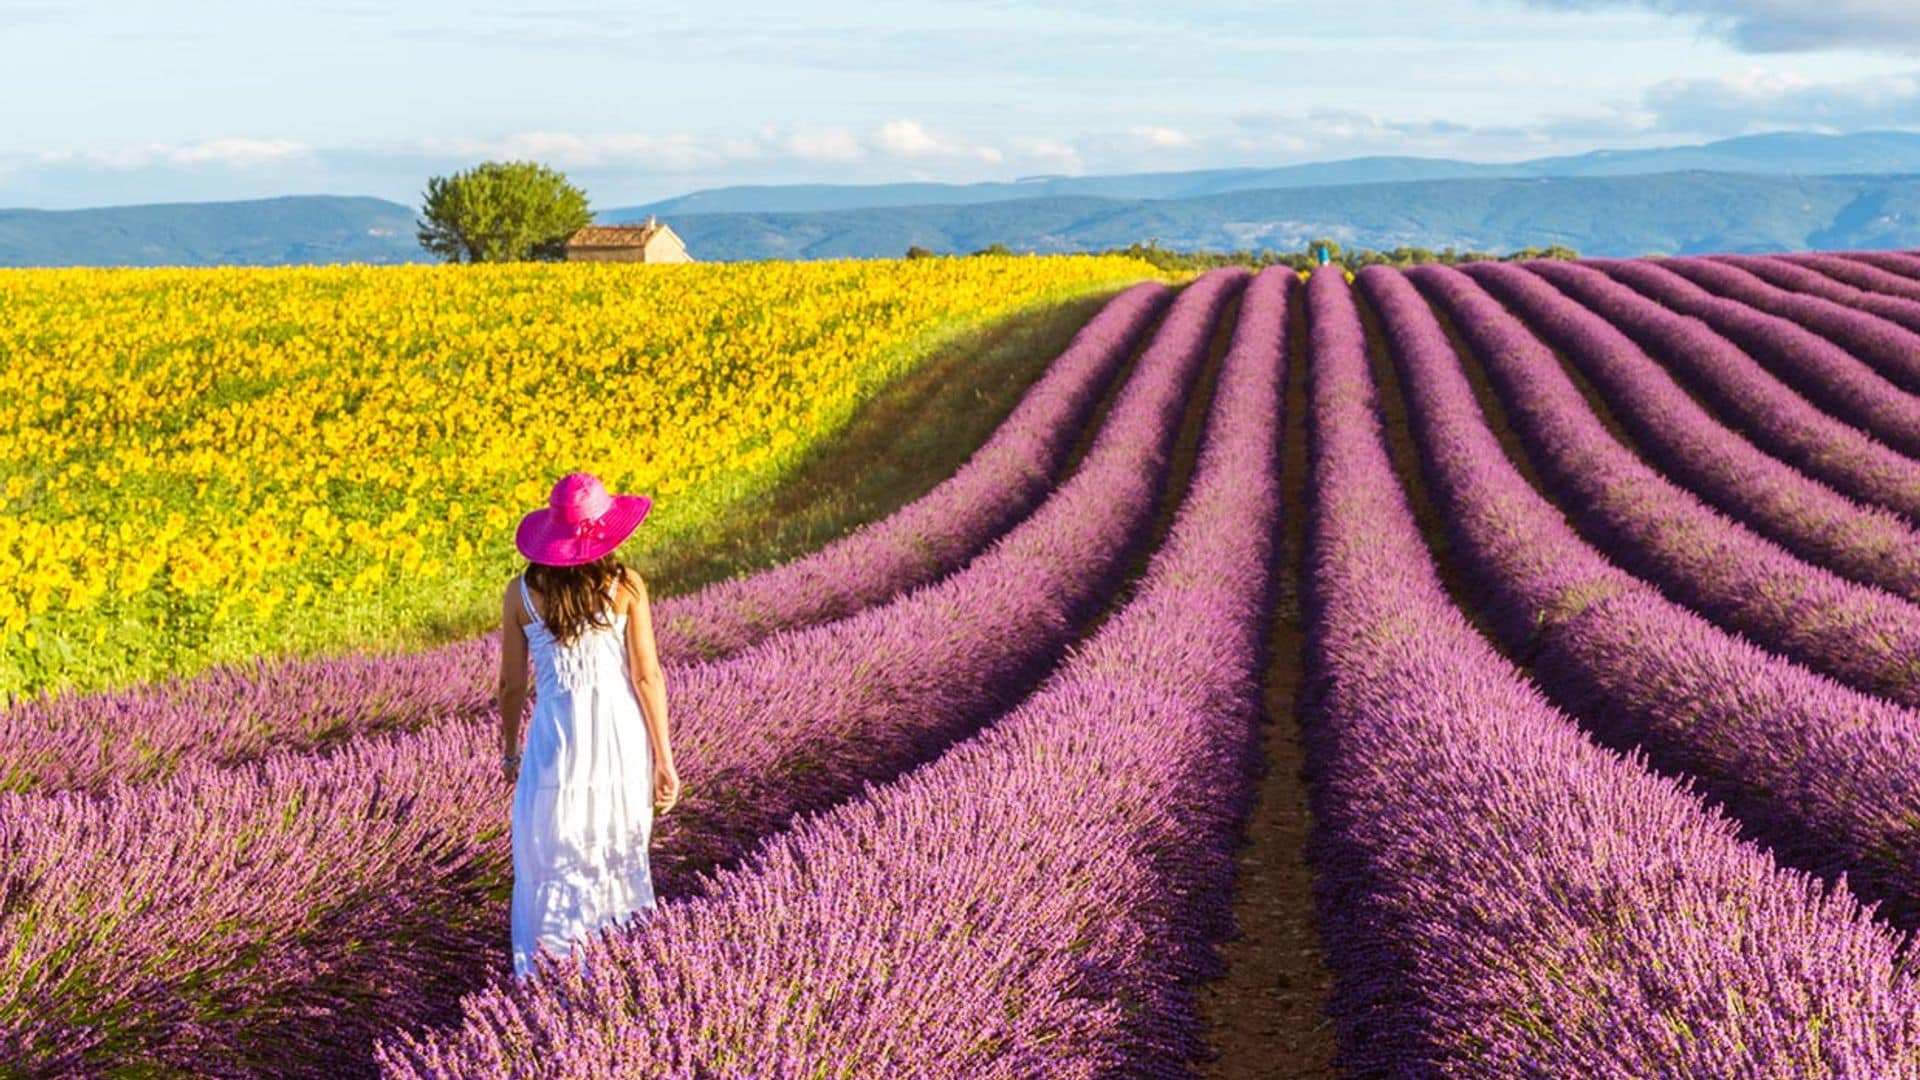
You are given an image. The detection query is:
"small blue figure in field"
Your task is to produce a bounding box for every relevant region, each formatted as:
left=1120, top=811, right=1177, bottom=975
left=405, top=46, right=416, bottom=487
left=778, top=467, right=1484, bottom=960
left=1315, top=243, right=1331, bottom=267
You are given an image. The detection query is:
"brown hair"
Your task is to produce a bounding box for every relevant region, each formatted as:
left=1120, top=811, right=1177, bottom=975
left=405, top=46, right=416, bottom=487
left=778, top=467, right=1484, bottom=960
left=523, top=554, right=627, bottom=646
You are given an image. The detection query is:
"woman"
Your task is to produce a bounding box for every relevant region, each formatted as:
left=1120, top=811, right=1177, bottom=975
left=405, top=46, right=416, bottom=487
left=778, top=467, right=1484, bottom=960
left=497, top=471, right=682, bottom=980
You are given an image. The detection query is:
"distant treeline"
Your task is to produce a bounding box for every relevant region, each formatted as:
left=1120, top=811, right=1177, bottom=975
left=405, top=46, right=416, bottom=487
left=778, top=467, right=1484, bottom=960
left=908, top=239, right=1580, bottom=270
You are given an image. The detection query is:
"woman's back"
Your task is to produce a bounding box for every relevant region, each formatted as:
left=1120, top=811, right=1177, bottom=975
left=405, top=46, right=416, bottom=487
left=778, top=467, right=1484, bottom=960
left=512, top=571, right=656, bottom=978
left=519, top=574, right=631, bottom=700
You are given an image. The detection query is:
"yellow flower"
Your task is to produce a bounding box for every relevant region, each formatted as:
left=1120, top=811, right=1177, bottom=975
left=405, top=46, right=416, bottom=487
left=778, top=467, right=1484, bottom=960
left=0, top=255, right=1159, bottom=696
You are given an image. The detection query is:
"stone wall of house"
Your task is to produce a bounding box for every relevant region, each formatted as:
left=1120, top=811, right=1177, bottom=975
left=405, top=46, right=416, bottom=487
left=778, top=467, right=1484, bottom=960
left=642, top=231, right=694, bottom=263
left=566, top=246, right=652, bottom=263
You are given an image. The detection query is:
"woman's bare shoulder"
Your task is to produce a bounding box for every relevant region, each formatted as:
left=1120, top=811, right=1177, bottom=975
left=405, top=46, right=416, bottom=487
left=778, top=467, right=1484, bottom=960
left=617, top=565, right=649, bottom=607
left=502, top=573, right=530, bottom=624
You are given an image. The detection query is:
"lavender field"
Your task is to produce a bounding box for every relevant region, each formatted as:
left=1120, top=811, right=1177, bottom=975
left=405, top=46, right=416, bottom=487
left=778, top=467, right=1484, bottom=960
left=18, top=252, right=1920, bottom=1077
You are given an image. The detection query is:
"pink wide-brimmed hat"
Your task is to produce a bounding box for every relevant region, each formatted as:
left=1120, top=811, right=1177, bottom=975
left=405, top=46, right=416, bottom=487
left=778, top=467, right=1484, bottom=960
left=515, top=472, right=653, bottom=566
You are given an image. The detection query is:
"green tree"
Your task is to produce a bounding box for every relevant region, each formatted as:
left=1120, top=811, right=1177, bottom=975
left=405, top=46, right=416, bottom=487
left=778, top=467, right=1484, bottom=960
left=1307, top=238, right=1342, bottom=264
left=417, top=160, right=593, bottom=263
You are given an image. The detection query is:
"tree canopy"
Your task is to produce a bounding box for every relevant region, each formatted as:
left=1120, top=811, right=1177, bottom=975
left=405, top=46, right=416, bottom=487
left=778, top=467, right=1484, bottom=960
left=417, top=161, right=593, bottom=263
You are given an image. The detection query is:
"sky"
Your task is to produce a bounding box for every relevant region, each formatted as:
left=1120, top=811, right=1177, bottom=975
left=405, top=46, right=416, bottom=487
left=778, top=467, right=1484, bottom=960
left=4, top=0, right=1920, bottom=210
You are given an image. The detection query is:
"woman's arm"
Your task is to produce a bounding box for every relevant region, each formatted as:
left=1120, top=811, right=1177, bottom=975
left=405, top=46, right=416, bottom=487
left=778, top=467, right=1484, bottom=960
left=498, top=579, right=530, bottom=777
left=622, top=567, right=679, bottom=807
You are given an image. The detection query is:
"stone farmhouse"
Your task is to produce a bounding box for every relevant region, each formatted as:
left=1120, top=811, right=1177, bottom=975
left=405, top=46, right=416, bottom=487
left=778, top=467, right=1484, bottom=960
left=564, top=216, right=694, bottom=263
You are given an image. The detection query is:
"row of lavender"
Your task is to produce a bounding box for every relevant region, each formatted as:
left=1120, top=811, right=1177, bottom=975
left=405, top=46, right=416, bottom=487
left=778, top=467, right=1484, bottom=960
left=1464, top=260, right=1920, bottom=605
left=1362, top=262, right=1920, bottom=929
left=366, top=249, right=1920, bottom=1073
left=0, top=270, right=1243, bottom=1076
left=1529, top=257, right=1920, bottom=525
left=0, top=281, right=1171, bottom=795
left=1417, top=263, right=1920, bottom=708
left=375, top=265, right=1294, bottom=1079
left=1607, top=255, right=1920, bottom=456
left=1302, top=266, right=1920, bottom=1073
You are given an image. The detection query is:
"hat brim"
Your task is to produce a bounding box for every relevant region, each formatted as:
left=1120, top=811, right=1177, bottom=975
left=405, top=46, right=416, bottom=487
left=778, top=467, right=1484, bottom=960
left=514, top=493, right=653, bottom=566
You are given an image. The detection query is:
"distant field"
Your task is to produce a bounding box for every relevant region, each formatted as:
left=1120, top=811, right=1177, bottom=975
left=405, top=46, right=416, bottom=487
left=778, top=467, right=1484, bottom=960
left=0, top=254, right=1156, bottom=697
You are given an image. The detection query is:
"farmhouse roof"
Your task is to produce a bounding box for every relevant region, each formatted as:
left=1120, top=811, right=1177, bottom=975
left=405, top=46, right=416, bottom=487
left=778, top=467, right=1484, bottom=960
left=567, top=223, right=663, bottom=248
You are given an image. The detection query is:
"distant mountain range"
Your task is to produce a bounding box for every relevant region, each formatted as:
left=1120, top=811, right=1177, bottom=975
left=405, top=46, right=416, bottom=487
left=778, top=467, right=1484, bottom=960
left=0, top=196, right=423, bottom=267
left=652, top=172, right=1920, bottom=261
left=603, top=131, right=1920, bottom=217
left=7, top=132, right=1920, bottom=266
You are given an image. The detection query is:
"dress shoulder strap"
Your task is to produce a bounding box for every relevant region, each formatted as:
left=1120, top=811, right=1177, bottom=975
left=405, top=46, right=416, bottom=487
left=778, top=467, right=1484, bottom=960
left=519, top=575, right=541, bottom=625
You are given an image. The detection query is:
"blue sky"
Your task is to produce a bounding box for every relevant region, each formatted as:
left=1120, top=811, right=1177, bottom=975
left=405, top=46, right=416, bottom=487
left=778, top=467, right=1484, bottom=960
left=4, top=0, right=1920, bottom=209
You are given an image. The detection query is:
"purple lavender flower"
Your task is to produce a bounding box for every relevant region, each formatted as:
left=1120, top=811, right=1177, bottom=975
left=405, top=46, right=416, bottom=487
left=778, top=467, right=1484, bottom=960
left=1528, top=258, right=1920, bottom=523
left=1306, top=265, right=1920, bottom=1075
left=1363, top=262, right=1920, bottom=931
left=1600, top=257, right=1920, bottom=460
left=374, top=268, right=1293, bottom=1080
left=0, top=271, right=1245, bottom=1076
left=1464, top=259, right=1920, bottom=604
left=1414, top=262, right=1920, bottom=706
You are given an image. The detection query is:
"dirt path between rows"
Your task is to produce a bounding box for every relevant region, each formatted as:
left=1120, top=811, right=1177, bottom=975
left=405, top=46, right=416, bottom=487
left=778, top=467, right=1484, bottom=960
left=1197, top=283, right=1338, bottom=1079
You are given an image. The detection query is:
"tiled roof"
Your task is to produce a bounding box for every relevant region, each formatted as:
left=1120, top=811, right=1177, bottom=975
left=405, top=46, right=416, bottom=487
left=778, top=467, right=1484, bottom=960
left=567, top=224, right=661, bottom=248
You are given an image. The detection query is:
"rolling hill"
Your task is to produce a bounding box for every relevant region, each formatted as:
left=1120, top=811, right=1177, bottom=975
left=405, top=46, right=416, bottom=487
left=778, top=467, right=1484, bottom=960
left=605, top=131, right=1920, bottom=218
left=0, top=196, right=424, bottom=267
left=9, top=131, right=1920, bottom=266
left=660, top=171, right=1920, bottom=260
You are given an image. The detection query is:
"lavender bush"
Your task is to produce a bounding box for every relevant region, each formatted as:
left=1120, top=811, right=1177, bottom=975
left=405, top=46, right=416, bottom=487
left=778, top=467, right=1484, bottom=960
left=0, top=270, right=1245, bottom=1076
left=1720, top=254, right=1920, bottom=347
left=375, top=264, right=1296, bottom=1080
left=1783, top=251, right=1920, bottom=303
left=0, top=283, right=1171, bottom=795
left=1414, top=263, right=1920, bottom=706
left=1843, top=250, right=1920, bottom=284
left=1528, top=258, right=1920, bottom=523
left=1600, top=257, right=1920, bottom=459
left=1306, top=265, right=1920, bottom=1075
left=1662, top=255, right=1920, bottom=397
left=1464, top=259, right=1920, bottom=604
left=1362, top=263, right=1920, bottom=931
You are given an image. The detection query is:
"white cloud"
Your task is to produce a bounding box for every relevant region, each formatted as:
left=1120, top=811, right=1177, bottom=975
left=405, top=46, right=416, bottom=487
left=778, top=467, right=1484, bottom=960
left=1225, top=108, right=1519, bottom=157
left=779, top=128, right=867, bottom=163
left=1129, top=125, right=1193, bottom=149
left=874, top=119, right=942, bottom=157
left=409, top=131, right=763, bottom=171
left=399, top=121, right=1007, bottom=175
left=873, top=120, right=1004, bottom=163
left=34, top=137, right=310, bottom=170
left=167, top=137, right=309, bottom=167
left=1645, top=67, right=1920, bottom=132
left=1010, top=137, right=1085, bottom=174
left=1525, top=0, right=1920, bottom=52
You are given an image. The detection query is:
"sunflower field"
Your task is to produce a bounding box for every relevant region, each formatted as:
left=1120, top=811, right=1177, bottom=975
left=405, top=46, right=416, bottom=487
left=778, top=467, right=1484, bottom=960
left=0, top=254, right=1155, bottom=698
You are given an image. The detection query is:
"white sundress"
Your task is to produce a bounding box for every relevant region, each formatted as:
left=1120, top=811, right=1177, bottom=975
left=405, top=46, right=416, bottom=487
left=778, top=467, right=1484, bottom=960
left=510, top=573, right=658, bottom=980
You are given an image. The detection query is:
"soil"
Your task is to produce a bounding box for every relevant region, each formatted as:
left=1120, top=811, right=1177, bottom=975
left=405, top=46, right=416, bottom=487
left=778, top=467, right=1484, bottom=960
left=1196, top=283, right=1339, bottom=1079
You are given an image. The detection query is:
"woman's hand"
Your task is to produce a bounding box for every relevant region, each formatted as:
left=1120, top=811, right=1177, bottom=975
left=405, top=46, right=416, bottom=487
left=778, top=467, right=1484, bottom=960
left=653, top=758, right=682, bottom=814
left=501, top=751, right=521, bottom=785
